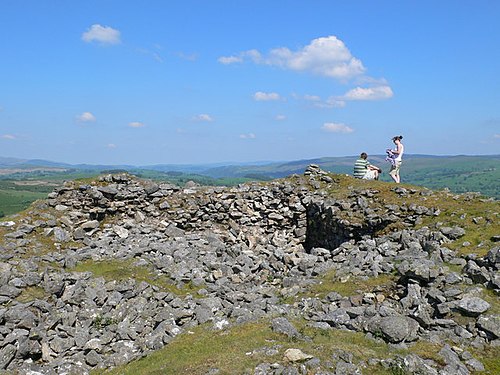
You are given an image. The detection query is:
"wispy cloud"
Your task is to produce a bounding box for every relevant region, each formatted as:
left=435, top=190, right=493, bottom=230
left=193, top=114, right=214, bottom=122
left=220, top=36, right=366, bottom=81
left=321, top=122, right=354, bottom=133
left=137, top=48, right=163, bottom=63
left=128, top=121, right=145, bottom=128
left=218, top=55, right=243, bottom=64
left=1, top=134, right=16, bottom=140
left=275, top=114, right=287, bottom=121
left=176, top=51, right=198, bottom=61
left=303, top=95, right=346, bottom=108
left=240, top=133, right=256, bottom=139
left=76, top=112, right=96, bottom=123
left=82, top=24, right=121, bottom=45
left=107, top=143, right=117, bottom=149
left=494, top=134, right=500, bottom=139
left=343, top=85, right=394, bottom=101
left=253, top=92, right=281, bottom=101
left=301, top=85, right=392, bottom=109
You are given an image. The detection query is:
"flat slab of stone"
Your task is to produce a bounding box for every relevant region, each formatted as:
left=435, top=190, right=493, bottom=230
left=456, top=297, right=490, bottom=316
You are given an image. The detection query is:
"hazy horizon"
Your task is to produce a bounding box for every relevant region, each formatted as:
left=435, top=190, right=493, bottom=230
left=1, top=153, right=500, bottom=169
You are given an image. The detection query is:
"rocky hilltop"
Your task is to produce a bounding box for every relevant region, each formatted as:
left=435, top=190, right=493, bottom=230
left=0, top=165, right=498, bottom=374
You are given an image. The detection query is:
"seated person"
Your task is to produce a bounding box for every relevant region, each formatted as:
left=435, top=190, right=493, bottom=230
left=353, top=152, right=381, bottom=180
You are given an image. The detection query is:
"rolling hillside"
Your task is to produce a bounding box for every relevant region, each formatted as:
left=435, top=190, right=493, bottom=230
left=1, top=155, right=499, bottom=202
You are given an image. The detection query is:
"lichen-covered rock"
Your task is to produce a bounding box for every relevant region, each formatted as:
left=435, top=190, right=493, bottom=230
left=456, top=297, right=490, bottom=316
left=477, top=315, right=500, bottom=338
left=367, top=315, right=420, bottom=343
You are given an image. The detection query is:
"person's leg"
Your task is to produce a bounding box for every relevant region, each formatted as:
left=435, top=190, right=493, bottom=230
left=390, top=162, right=400, bottom=183
left=389, top=166, right=397, bottom=182
left=393, top=162, right=401, bottom=183
left=363, top=170, right=376, bottom=180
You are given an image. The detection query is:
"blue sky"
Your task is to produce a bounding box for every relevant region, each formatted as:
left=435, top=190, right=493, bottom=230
left=1, top=0, right=499, bottom=165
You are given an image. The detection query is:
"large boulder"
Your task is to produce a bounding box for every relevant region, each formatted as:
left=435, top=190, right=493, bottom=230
left=367, top=315, right=420, bottom=343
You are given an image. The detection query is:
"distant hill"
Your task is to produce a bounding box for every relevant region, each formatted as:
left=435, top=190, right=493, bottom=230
left=0, top=154, right=498, bottom=199
left=198, top=154, right=499, bottom=199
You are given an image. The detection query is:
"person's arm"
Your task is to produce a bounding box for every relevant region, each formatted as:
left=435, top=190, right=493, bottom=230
left=367, top=162, right=381, bottom=172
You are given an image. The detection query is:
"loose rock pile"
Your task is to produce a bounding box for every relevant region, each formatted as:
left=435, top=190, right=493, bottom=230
left=0, top=165, right=498, bottom=374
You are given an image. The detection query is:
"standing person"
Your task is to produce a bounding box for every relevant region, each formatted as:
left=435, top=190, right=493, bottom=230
left=353, top=152, right=382, bottom=180
left=389, top=135, right=404, bottom=183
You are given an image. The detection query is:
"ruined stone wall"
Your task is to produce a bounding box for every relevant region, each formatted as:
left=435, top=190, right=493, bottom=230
left=0, top=166, right=498, bottom=374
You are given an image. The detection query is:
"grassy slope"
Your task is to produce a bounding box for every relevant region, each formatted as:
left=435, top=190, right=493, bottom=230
left=399, top=156, right=500, bottom=198
left=0, top=188, right=47, bottom=217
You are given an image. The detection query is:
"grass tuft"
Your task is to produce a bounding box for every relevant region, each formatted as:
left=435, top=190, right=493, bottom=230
left=71, top=259, right=203, bottom=296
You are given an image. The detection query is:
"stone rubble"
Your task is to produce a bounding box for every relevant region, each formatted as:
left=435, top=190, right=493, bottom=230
left=0, top=165, right=498, bottom=374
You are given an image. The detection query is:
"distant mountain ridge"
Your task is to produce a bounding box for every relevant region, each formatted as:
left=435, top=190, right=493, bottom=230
left=2, top=154, right=498, bottom=174
left=0, top=156, right=277, bottom=173
left=1, top=154, right=499, bottom=199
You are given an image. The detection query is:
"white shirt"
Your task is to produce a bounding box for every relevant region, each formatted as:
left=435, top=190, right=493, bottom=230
left=395, top=143, right=404, bottom=162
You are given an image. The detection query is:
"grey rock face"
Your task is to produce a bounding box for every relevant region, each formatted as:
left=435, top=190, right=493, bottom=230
left=0, top=344, right=16, bottom=370
left=368, top=315, right=420, bottom=343
left=271, top=317, right=300, bottom=338
left=439, top=345, right=470, bottom=375
left=456, top=297, right=490, bottom=316
left=477, top=315, right=500, bottom=338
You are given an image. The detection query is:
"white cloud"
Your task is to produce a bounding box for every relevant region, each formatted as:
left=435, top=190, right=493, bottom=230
left=300, top=86, right=392, bottom=110
left=82, top=24, right=121, bottom=45
left=275, top=114, right=287, bottom=121
left=128, top=121, right=145, bottom=128
left=218, top=49, right=262, bottom=65
left=253, top=91, right=281, bottom=101
left=222, top=36, right=366, bottom=80
left=322, top=97, right=346, bottom=108
left=343, top=85, right=394, bottom=101
left=304, top=94, right=321, bottom=102
left=107, top=143, right=117, bottom=149
left=2, top=134, right=16, bottom=140
left=76, top=112, right=96, bottom=123
left=193, top=114, right=214, bottom=122
left=494, top=134, right=500, bottom=139
left=240, top=133, right=256, bottom=139
left=242, top=49, right=262, bottom=63
left=304, top=95, right=346, bottom=108
left=218, top=55, right=243, bottom=64
left=321, top=122, right=354, bottom=134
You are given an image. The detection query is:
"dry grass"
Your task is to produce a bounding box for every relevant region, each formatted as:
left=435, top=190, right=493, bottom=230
left=297, top=269, right=397, bottom=300
left=71, top=259, right=203, bottom=297
left=93, top=317, right=458, bottom=375
left=16, top=286, right=47, bottom=303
